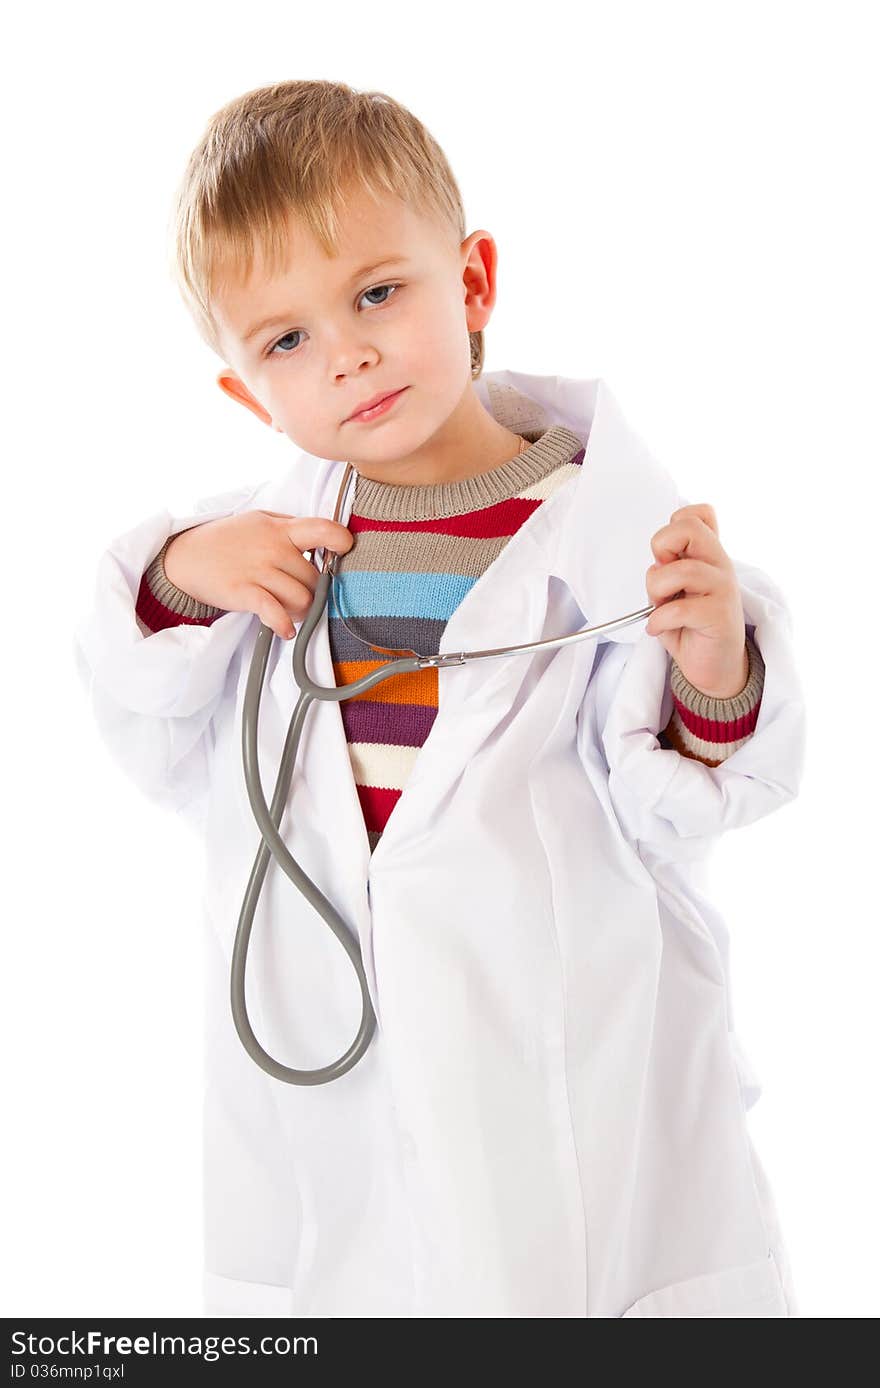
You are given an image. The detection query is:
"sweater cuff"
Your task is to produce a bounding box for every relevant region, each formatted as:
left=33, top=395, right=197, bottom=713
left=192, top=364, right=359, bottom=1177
left=659, top=634, right=765, bottom=767
left=135, top=529, right=228, bottom=633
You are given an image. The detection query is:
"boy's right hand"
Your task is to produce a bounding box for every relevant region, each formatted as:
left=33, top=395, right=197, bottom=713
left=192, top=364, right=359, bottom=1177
left=163, top=510, right=355, bottom=640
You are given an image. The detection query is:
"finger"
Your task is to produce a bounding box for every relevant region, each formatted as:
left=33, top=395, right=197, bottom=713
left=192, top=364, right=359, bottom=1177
left=283, top=517, right=355, bottom=557
left=646, top=557, right=724, bottom=602
left=266, top=569, right=321, bottom=620
left=246, top=586, right=301, bottom=641
left=669, top=503, right=719, bottom=537
left=645, top=594, right=719, bottom=637
left=650, top=515, right=728, bottom=567
left=264, top=539, right=322, bottom=593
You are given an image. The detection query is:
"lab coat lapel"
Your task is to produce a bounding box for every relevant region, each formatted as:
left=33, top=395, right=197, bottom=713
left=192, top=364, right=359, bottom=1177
left=476, top=371, right=689, bottom=645
left=546, top=375, right=689, bottom=643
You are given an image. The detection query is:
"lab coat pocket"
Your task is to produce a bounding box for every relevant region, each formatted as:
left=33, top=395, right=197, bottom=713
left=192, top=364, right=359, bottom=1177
left=619, top=1249, right=789, bottom=1317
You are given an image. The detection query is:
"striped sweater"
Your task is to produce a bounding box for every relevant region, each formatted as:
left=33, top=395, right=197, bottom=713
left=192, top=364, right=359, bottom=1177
left=136, top=426, right=764, bottom=853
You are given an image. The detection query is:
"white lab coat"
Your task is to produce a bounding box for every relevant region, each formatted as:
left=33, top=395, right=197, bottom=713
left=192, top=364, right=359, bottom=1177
left=73, top=370, right=806, bottom=1318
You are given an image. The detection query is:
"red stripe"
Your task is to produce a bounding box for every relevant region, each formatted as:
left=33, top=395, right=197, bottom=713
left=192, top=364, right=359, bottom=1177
left=671, top=690, right=760, bottom=743
left=349, top=495, right=543, bottom=539
left=135, top=573, right=221, bottom=632
left=356, top=782, right=401, bottom=833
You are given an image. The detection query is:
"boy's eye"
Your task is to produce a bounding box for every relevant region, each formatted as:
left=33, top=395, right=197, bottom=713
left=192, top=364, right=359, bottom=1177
left=360, top=282, right=398, bottom=308
left=265, top=282, right=402, bottom=359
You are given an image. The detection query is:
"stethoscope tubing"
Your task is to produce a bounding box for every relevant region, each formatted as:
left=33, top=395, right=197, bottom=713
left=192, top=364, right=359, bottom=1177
left=233, top=576, right=379, bottom=1086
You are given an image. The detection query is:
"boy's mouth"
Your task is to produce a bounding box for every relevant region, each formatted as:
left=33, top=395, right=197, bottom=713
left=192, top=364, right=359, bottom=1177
left=344, top=387, right=409, bottom=423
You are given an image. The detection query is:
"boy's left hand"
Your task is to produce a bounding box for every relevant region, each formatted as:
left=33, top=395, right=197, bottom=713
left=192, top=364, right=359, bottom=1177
left=644, top=504, right=749, bottom=699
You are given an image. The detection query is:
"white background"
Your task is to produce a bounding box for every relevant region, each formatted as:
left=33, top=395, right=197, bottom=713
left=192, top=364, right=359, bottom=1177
left=3, top=0, right=877, bottom=1319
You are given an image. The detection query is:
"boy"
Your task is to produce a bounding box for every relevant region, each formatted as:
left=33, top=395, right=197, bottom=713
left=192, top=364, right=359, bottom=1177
left=74, top=79, right=806, bottom=1317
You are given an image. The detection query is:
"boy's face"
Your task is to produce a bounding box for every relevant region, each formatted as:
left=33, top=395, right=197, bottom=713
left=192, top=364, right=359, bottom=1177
left=211, top=186, right=505, bottom=484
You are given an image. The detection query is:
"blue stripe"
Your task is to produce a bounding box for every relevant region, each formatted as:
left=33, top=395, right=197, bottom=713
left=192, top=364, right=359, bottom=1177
left=329, top=570, right=476, bottom=621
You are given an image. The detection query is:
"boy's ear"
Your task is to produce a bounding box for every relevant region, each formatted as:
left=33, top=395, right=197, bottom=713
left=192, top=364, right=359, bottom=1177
left=216, top=368, right=275, bottom=428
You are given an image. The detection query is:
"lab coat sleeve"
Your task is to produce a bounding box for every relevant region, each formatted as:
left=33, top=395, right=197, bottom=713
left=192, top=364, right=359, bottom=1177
left=581, top=556, right=807, bottom=866
left=72, top=480, right=263, bottom=822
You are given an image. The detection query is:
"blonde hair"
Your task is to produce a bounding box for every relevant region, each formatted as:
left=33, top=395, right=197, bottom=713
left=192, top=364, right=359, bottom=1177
left=169, top=78, right=484, bottom=379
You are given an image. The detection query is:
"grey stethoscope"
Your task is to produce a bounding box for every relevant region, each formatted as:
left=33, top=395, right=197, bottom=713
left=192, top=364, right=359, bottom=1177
left=233, top=460, right=660, bottom=1087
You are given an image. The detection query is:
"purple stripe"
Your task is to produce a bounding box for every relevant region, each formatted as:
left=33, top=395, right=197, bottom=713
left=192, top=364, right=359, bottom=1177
left=340, top=698, right=437, bottom=747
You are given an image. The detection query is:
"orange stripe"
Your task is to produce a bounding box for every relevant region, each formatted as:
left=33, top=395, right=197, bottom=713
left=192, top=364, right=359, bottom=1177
left=332, top=660, right=438, bottom=706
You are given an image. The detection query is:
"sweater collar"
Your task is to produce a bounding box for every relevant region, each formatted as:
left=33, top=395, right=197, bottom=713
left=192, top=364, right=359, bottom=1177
left=351, top=424, right=585, bottom=522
